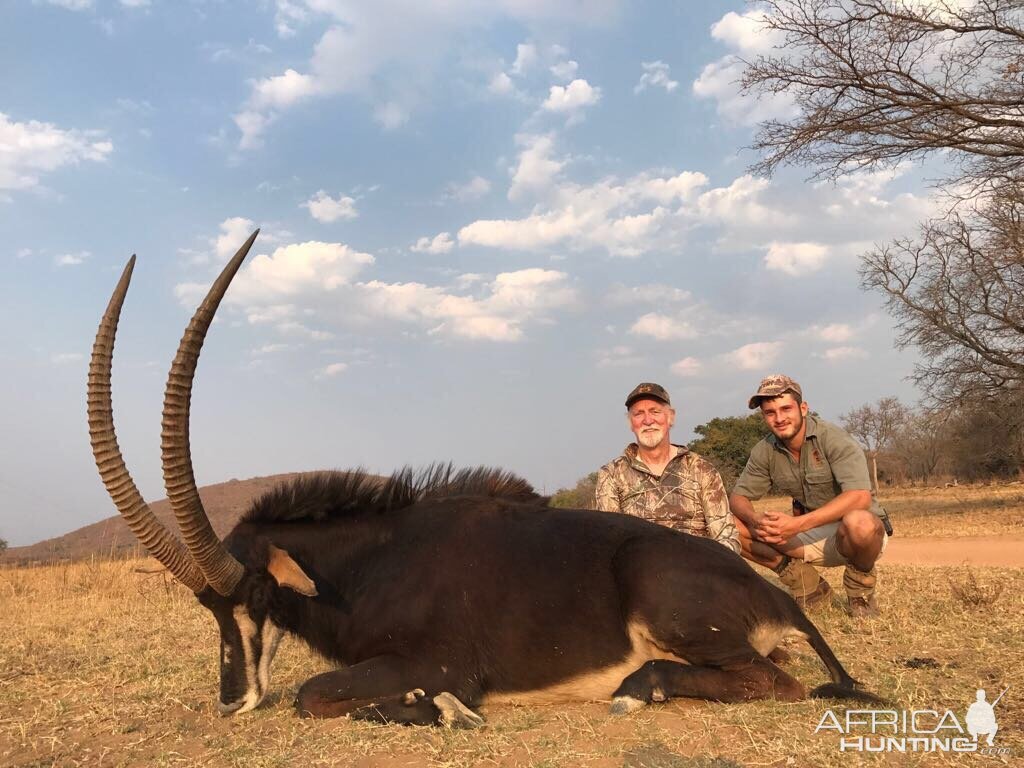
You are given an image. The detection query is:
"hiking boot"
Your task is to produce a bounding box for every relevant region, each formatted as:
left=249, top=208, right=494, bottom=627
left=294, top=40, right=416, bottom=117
left=793, top=578, right=833, bottom=610
left=844, top=563, right=879, bottom=618
left=774, top=556, right=831, bottom=609
left=847, top=594, right=880, bottom=619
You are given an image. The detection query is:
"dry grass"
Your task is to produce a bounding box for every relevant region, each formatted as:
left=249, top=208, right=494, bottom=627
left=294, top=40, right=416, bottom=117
left=2, top=483, right=1023, bottom=766
left=752, top=482, right=1024, bottom=539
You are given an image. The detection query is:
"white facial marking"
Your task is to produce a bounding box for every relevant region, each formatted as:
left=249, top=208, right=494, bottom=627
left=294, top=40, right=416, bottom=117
left=257, top=618, right=284, bottom=695
left=227, top=605, right=262, bottom=715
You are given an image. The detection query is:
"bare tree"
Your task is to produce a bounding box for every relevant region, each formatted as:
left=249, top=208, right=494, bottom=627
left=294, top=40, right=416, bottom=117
left=945, top=387, right=1024, bottom=479
left=861, top=188, right=1024, bottom=402
left=743, top=0, right=1024, bottom=190
left=890, top=410, right=950, bottom=481
left=741, top=1, right=1024, bottom=407
left=841, top=397, right=911, bottom=489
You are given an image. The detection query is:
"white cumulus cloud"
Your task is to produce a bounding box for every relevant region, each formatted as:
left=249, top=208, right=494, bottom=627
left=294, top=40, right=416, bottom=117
left=488, top=71, right=516, bottom=95
left=356, top=267, right=576, bottom=342
left=232, top=2, right=623, bottom=148
left=511, top=42, right=538, bottom=75
left=215, top=217, right=257, bottom=260
left=56, top=251, right=89, bottom=266
left=176, top=240, right=375, bottom=309
left=234, top=110, right=274, bottom=150
left=251, top=68, right=319, bottom=110
left=542, top=78, right=601, bottom=115
left=726, top=341, right=783, bottom=370
left=411, top=232, right=455, bottom=254
left=507, top=133, right=565, bottom=202
left=692, top=10, right=794, bottom=126
left=550, top=59, right=579, bottom=82
left=0, top=113, right=112, bottom=193
left=274, top=0, right=309, bottom=38
left=635, top=61, right=679, bottom=94
left=445, top=175, right=491, bottom=202
left=764, top=242, right=828, bottom=275
left=320, top=362, right=348, bottom=377
left=670, top=356, right=702, bottom=377
left=459, top=134, right=713, bottom=258
left=816, top=323, right=854, bottom=343
left=709, top=10, right=780, bottom=54
left=303, top=190, right=358, bottom=222
left=630, top=313, right=697, bottom=341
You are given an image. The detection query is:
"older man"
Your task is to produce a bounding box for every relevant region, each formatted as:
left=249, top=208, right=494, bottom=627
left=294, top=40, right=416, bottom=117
left=595, top=382, right=741, bottom=555
left=729, top=375, right=890, bottom=618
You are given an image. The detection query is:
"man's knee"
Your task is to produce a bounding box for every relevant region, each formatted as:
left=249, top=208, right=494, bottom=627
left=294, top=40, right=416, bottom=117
left=837, top=510, right=884, bottom=551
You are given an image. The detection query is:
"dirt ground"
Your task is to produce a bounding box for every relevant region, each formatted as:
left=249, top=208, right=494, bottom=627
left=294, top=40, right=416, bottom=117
left=884, top=535, right=1024, bottom=567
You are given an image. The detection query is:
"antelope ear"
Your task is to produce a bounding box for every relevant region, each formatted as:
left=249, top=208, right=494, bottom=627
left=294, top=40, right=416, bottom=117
left=267, top=544, right=318, bottom=597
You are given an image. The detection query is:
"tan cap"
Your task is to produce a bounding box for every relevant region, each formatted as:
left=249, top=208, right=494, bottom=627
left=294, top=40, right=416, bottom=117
left=748, top=374, right=802, bottom=409
left=625, top=382, right=671, bottom=409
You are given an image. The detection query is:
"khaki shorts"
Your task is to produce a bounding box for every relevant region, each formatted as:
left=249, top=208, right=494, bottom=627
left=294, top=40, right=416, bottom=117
left=795, top=521, right=888, bottom=567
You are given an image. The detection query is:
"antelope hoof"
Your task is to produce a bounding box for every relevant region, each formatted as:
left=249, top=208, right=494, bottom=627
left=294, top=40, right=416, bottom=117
left=609, top=695, right=647, bottom=715
left=402, top=688, right=426, bottom=705
left=433, top=692, right=484, bottom=729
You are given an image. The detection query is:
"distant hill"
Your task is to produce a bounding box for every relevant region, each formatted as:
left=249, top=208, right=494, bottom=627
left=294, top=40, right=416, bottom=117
left=1, top=473, right=307, bottom=565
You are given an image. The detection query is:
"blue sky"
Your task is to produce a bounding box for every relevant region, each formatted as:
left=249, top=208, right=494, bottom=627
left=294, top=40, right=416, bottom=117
left=2, top=1, right=938, bottom=546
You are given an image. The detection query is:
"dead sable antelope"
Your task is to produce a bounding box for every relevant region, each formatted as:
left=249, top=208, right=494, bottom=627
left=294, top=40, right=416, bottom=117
left=88, top=231, right=880, bottom=727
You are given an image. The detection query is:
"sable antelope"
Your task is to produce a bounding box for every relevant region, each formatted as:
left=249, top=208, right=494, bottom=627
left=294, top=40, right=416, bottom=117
left=87, top=231, right=879, bottom=726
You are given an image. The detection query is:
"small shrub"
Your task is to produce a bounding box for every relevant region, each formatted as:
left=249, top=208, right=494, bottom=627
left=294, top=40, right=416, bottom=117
left=948, top=568, right=1004, bottom=609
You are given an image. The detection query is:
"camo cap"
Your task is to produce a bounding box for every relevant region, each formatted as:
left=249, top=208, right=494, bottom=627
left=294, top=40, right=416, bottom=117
left=748, top=374, right=802, bottom=409
left=625, top=382, right=671, bottom=409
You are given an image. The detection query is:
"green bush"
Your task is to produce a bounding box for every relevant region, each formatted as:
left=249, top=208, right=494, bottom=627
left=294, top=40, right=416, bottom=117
left=549, top=472, right=599, bottom=509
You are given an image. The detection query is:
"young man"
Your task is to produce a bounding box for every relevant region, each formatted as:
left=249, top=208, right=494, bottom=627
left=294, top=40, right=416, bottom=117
left=595, top=382, right=741, bottom=555
left=729, top=375, right=889, bottom=618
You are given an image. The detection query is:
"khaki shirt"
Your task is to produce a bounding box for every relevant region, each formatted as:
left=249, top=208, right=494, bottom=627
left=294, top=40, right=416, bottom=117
left=595, top=444, right=741, bottom=555
left=732, top=414, right=884, bottom=517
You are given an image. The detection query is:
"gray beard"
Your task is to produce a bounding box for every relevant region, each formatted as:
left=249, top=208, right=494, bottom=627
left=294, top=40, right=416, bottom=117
left=637, top=429, right=664, bottom=449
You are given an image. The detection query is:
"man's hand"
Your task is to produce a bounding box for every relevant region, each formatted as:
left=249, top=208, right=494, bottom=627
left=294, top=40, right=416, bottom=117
left=754, top=512, right=803, bottom=545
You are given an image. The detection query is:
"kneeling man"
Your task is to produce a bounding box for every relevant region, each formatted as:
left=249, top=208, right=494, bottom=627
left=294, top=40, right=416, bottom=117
left=729, top=375, right=889, bottom=618
left=596, top=383, right=741, bottom=556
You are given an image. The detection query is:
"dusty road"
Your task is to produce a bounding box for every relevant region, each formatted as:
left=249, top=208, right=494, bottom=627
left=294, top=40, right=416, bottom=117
left=884, top=535, right=1024, bottom=567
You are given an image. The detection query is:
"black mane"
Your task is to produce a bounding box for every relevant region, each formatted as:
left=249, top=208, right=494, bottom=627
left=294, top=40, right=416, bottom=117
left=242, top=464, right=543, bottom=524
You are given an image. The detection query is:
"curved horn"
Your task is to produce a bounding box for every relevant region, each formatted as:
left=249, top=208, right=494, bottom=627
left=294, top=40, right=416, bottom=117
left=161, top=230, right=259, bottom=596
left=88, top=256, right=208, bottom=593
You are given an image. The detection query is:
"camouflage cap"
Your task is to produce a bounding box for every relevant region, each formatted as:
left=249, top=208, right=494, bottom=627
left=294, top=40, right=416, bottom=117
left=625, top=382, right=671, bottom=409
left=748, top=374, right=802, bottom=409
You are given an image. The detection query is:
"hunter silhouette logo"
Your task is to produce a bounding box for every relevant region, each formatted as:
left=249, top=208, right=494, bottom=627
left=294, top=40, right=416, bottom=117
left=966, top=687, right=1007, bottom=746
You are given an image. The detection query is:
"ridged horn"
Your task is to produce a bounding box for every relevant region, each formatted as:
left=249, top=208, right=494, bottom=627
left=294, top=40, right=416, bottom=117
left=88, top=256, right=208, bottom=593
left=161, top=230, right=259, bottom=596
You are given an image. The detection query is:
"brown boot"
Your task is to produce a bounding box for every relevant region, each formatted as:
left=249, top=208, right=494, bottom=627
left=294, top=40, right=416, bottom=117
left=795, top=578, right=833, bottom=609
left=844, top=564, right=879, bottom=618
left=774, top=556, right=831, bottom=609
left=847, top=594, right=880, bottom=618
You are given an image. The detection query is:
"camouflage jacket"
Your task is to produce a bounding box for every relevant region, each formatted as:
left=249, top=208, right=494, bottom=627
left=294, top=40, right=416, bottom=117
left=595, top=444, right=741, bottom=555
